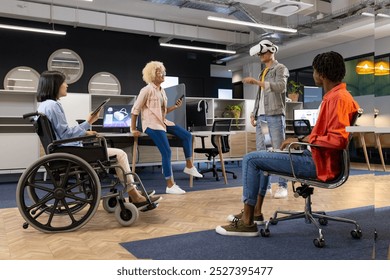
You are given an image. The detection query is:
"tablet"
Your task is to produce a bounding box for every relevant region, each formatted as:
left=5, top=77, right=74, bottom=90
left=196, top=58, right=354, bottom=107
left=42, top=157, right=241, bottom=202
left=269, top=149, right=304, bottom=154
left=91, top=98, right=110, bottom=115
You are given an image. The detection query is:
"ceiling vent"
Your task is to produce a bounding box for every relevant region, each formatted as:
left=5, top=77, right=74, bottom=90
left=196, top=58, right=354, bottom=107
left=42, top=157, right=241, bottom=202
left=261, top=0, right=314, bottom=16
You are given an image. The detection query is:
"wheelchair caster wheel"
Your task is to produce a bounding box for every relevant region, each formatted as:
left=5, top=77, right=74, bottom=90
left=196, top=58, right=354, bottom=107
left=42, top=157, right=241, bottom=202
left=233, top=175, right=237, bottom=179
left=270, top=218, right=278, bottom=225
left=351, top=229, right=362, bottom=239
left=115, top=202, right=139, bottom=226
left=102, top=196, right=119, bottom=213
left=313, top=238, right=325, bottom=248
left=318, top=217, right=328, bottom=226
left=260, top=228, right=270, bottom=237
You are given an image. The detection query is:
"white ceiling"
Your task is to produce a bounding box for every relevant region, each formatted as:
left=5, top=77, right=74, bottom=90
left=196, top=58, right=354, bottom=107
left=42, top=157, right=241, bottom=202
left=1, top=0, right=389, bottom=66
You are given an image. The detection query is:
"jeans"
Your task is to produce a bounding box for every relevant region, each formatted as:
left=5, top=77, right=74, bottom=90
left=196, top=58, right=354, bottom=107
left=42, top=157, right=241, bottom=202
left=242, top=149, right=317, bottom=206
left=145, top=125, right=192, bottom=179
left=256, top=114, right=288, bottom=189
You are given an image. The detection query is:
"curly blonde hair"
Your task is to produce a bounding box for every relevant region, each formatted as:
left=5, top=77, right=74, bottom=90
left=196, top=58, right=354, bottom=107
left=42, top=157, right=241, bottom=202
left=142, top=61, right=166, bottom=84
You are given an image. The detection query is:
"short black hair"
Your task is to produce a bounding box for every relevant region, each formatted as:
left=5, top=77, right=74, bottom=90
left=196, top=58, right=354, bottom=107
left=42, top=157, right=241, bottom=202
left=312, top=51, right=346, bottom=83
left=36, top=71, right=66, bottom=102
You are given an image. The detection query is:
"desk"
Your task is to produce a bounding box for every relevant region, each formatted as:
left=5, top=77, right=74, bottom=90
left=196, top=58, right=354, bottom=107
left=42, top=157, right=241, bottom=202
left=191, top=131, right=236, bottom=186
left=374, top=127, right=390, bottom=172
left=346, top=126, right=375, bottom=170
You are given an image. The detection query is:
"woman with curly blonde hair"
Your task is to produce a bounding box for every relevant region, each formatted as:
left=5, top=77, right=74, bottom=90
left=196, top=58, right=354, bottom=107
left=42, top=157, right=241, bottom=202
left=131, top=61, right=203, bottom=194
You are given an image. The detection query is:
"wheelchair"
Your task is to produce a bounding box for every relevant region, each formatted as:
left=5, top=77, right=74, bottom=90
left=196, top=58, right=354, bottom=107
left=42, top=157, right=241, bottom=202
left=17, top=112, right=158, bottom=233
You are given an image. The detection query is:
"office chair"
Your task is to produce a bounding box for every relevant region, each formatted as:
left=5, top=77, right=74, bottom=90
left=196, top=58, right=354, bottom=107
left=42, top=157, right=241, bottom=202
left=261, top=109, right=363, bottom=248
left=194, top=119, right=237, bottom=181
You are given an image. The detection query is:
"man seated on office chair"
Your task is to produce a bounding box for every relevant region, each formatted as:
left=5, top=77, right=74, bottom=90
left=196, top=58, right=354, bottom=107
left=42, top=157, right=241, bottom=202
left=216, top=51, right=360, bottom=237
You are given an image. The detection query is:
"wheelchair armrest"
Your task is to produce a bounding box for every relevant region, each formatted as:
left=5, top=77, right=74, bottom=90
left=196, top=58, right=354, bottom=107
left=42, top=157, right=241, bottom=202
left=51, top=134, right=98, bottom=146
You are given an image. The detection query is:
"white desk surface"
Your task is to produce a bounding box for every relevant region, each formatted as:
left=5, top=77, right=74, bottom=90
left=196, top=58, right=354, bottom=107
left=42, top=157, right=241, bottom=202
left=98, top=132, right=148, bottom=137
left=191, top=131, right=236, bottom=136
left=346, top=126, right=376, bottom=133
left=374, top=127, right=390, bottom=133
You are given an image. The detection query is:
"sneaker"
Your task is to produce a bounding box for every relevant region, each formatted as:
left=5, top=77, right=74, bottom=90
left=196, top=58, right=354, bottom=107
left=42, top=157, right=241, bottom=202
left=226, top=209, right=265, bottom=225
left=128, top=190, right=155, bottom=202
left=266, top=187, right=272, bottom=196
left=183, top=166, right=203, bottom=178
left=132, top=195, right=162, bottom=209
left=166, top=184, right=186, bottom=195
left=274, top=187, right=288, bottom=199
left=216, top=218, right=259, bottom=237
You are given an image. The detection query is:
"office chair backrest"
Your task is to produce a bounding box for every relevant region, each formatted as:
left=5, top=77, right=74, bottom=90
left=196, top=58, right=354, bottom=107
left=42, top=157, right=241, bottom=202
left=211, top=119, right=232, bottom=153
left=293, top=119, right=312, bottom=137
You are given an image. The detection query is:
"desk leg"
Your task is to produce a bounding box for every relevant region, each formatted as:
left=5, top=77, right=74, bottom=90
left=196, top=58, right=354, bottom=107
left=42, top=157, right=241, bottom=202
left=132, top=137, right=138, bottom=173
left=359, top=132, right=371, bottom=171
left=375, top=133, right=386, bottom=172
left=217, top=136, right=228, bottom=184
left=190, top=135, right=194, bottom=187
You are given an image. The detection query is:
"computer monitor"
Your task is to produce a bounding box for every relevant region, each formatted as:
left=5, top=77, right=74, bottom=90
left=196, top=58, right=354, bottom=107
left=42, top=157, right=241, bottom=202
left=294, top=109, right=319, bottom=127
left=303, top=86, right=323, bottom=109
left=186, top=100, right=207, bottom=131
left=102, top=104, right=131, bottom=131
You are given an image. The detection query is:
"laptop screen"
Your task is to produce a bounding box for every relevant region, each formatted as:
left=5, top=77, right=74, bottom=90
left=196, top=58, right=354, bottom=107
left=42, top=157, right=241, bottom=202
left=294, top=109, right=319, bottom=127
left=102, top=104, right=132, bottom=128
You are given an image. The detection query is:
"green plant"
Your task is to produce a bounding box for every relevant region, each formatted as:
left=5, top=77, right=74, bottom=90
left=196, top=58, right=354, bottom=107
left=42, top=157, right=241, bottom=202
left=288, top=80, right=304, bottom=95
left=225, top=104, right=242, bottom=127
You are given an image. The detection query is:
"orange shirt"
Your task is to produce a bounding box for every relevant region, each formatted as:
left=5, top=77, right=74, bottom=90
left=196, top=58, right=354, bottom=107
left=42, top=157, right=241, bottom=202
left=309, top=83, right=359, bottom=181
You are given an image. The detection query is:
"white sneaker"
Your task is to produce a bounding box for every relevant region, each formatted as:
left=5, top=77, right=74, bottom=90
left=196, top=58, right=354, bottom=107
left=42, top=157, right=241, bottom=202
left=273, top=187, right=288, bottom=199
left=266, top=188, right=272, bottom=196
left=183, top=166, right=203, bottom=178
left=166, top=184, right=186, bottom=195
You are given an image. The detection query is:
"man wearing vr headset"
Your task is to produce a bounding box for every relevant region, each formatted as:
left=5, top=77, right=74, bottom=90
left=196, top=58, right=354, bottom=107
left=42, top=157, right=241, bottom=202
left=230, top=40, right=289, bottom=222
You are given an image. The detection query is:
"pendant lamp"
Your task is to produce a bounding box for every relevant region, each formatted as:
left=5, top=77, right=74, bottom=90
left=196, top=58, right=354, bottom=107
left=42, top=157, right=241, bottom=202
left=374, top=61, right=390, bottom=76
left=355, top=60, right=374, bottom=75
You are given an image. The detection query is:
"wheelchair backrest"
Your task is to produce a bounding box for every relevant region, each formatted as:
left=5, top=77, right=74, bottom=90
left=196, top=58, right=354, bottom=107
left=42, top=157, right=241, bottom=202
left=33, top=113, right=57, bottom=155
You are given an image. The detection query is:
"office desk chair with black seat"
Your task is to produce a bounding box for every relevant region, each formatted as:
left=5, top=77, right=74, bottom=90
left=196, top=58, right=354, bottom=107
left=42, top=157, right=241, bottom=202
left=260, top=109, right=363, bottom=248
left=194, top=119, right=237, bottom=181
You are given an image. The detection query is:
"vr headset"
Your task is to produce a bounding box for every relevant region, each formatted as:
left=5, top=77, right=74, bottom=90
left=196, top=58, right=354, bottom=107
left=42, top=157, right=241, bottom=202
left=249, top=40, right=279, bottom=56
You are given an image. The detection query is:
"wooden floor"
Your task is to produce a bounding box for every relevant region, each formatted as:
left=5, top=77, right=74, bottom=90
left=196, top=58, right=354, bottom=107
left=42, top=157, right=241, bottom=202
left=0, top=163, right=389, bottom=260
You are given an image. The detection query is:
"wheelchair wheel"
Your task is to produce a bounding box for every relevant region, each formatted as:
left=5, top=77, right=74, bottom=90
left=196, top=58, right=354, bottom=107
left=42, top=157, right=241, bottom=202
left=16, top=153, right=101, bottom=233
left=114, top=202, right=139, bottom=226
left=102, top=194, right=120, bottom=213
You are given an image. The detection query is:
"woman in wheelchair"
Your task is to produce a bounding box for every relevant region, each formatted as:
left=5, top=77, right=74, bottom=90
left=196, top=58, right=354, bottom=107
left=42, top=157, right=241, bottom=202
left=216, top=51, right=360, bottom=237
left=36, top=70, right=161, bottom=208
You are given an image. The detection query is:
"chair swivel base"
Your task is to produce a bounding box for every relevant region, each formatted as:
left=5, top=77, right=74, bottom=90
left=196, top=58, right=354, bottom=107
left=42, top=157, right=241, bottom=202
left=260, top=186, right=362, bottom=248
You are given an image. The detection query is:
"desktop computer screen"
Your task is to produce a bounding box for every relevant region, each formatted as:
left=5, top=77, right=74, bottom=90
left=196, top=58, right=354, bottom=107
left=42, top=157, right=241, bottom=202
left=294, top=109, right=319, bottom=127
left=102, top=104, right=131, bottom=129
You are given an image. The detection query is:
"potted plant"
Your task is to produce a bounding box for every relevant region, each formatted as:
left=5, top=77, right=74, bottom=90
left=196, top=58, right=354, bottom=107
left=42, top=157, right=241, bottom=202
left=287, top=80, right=304, bottom=102
left=225, top=104, right=242, bottom=126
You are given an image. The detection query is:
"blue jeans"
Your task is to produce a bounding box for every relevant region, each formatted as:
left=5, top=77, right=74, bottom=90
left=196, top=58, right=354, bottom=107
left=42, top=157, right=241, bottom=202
left=256, top=114, right=288, bottom=189
left=145, top=125, right=192, bottom=179
left=242, top=150, right=317, bottom=206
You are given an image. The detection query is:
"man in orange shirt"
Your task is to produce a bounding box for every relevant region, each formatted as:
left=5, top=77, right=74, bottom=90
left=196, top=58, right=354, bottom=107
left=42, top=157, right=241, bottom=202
left=216, top=51, right=359, bottom=236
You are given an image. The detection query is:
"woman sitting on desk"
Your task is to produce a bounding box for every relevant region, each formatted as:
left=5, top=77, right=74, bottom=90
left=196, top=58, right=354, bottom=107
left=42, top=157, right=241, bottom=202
left=131, top=61, right=203, bottom=195
left=36, top=70, right=161, bottom=208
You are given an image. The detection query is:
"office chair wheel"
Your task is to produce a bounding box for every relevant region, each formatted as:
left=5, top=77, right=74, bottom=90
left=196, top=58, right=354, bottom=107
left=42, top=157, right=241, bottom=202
left=233, top=174, right=237, bottom=179
left=16, top=153, right=101, bottom=233
left=351, top=229, right=362, bottom=239
left=260, top=228, right=270, bottom=237
left=313, top=238, right=325, bottom=248
left=114, top=202, right=139, bottom=226
left=102, top=195, right=119, bottom=213
left=318, top=217, right=328, bottom=226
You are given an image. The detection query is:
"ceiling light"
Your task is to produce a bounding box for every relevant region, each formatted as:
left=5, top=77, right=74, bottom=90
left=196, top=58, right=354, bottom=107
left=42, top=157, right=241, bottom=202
left=0, top=23, right=66, bottom=35
left=160, top=43, right=236, bottom=54
left=377, top=13, right=390, bottom=18
left=355, top=60, right=374, bottom=75
left=375, top=61, right=390, bottom=76
left=207, top=16, right=297, bottom=33
left=361, top=12, right=375, bottom=17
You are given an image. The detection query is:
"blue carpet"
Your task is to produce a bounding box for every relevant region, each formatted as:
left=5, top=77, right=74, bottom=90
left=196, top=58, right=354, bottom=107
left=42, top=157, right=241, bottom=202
left=121, top=206, right=390, bottom=260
